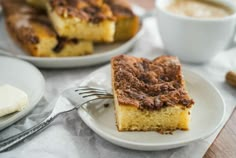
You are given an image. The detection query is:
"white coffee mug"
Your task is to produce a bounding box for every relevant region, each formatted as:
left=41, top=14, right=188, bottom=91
left=156, top=0, right=236, bottom=63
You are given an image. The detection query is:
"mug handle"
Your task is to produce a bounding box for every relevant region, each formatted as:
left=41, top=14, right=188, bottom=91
left=226, top=27, right=236, bottom=50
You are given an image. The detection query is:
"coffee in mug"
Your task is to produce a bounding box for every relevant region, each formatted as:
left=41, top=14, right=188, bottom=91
left=166, top=0, right=233, bottom=19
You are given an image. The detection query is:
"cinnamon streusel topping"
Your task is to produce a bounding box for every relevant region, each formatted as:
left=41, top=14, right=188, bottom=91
left=49, top=0, right=114, bottom=23
left=112, top=55, right=194, bottom=110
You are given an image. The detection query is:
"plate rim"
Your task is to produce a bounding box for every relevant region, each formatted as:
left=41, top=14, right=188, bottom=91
left=0, top=56, right=45, bottom=130
left=78, top=65, right=225, bottom=150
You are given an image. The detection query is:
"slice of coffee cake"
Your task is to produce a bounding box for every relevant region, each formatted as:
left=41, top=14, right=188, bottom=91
left=111, top=55, right=194, bottom=132
left=1, top=0, right=93, bottom=57
left=46, top=0, right=115, bottom=42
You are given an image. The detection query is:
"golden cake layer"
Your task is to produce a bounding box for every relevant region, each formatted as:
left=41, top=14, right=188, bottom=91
left=111, top=55, right=194, bottom=132
left=1, top=0, right=93, bottom=57
left=104, top=0, right=140, bottom=41
left=46, top=0, right=115, bottom=42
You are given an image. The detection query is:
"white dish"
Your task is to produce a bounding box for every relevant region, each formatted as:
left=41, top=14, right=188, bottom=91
left=156, top=0, right=236, bottom=63
left=78, top=65, right=225, bottom=151
left=0, top=56, right=45, bottom=130
left=0, top=16, right=144, bottom=68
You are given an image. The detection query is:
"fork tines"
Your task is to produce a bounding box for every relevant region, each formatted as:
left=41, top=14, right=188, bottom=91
left=75, top=86, right=113, bottom=98
left=75, top=86, right=106, bottom=91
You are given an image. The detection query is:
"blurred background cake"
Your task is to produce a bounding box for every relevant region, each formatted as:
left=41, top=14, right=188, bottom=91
left=1, top=0, right=93, bottom=57
left=1, top=0, right=140, bottom=57
left=46, top=0, right=116, bottom=42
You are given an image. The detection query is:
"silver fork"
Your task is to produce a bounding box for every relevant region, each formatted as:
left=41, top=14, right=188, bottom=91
left=0, top=86, right=113, bottom=152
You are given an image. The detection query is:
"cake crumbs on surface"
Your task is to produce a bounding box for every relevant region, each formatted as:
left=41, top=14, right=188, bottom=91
left=103, top=103, right=110, bottom=108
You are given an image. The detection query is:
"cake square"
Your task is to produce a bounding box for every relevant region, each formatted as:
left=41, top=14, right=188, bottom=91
left=46, top=0, right=115, bottom=42
left=1, top=0, right=93, bottom=57
left=104, top=0, right=140, bottom=41
left=26, top=0, right=140, bottom=42
left=111, top=55, right=194, bottom=132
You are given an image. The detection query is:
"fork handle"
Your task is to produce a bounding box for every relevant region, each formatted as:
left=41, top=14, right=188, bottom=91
left=0, top=115, right=56, bottom=152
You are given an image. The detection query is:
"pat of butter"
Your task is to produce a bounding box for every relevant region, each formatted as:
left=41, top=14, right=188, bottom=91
left=0, top=84, right=28, bottom=117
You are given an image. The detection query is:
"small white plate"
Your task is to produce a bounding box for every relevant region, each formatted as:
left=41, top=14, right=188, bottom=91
left=0, top=16, right=144, bottom=68
left=78, top=65, right=225, bottom=151
left=0, top=57, right=45, bottom=130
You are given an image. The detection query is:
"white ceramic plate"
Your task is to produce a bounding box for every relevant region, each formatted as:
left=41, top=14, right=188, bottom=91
left=0, top=57, right=45, bottom=130
left=78, top=65, right=225, bottom=151
left=0, top=16, right=144, bottom=68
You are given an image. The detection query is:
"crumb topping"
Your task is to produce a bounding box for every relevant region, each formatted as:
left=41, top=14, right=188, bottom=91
left=49, top=0, right=114, bottom=23
left=112, top=55, right=194, bottom=110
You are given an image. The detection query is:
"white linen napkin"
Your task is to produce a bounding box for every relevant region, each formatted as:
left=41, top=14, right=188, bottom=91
left=0, top=17, right=236, bottom=158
